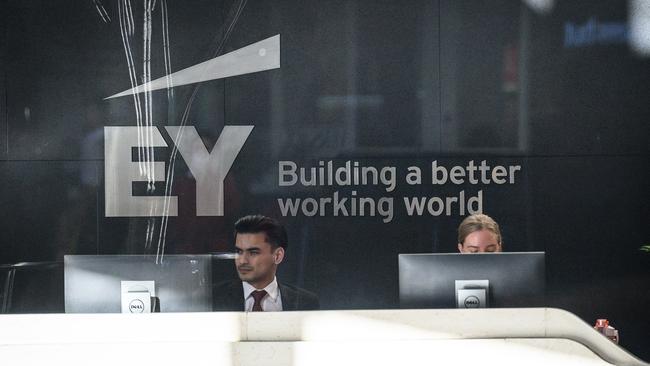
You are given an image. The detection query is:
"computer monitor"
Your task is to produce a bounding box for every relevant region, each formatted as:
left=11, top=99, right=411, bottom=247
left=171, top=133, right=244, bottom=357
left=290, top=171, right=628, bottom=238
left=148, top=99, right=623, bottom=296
left=398, top=252, right=545, bottom=309
left=64, top=255, right=212, bottom=313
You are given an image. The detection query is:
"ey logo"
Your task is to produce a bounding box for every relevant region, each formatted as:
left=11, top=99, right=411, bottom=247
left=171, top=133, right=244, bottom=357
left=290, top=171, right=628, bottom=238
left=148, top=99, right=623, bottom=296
left=104, top=125, right=252, bottom=217
left=104, top=35, right=280, bottom=217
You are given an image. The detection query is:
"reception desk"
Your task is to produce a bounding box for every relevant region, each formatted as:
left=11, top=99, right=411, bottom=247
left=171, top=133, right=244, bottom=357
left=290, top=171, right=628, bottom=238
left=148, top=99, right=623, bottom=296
left=0, top=308, right=646, bottom=365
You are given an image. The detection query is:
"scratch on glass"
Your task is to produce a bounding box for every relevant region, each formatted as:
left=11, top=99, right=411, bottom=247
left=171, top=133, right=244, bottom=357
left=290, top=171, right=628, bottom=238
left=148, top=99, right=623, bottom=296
left=118, top=0, right=144, bottom=179
left=92, top=0, right=111, bottom=23
left=157, top=0, right=249, bottom=260
left=161, top=0, right=174, bottom=100
left=109, top=0, right=248, bottom=262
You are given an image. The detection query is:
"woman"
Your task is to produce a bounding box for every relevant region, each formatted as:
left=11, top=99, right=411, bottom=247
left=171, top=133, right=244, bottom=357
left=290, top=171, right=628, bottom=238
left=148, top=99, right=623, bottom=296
left=457, top=213, right=503, bottom=253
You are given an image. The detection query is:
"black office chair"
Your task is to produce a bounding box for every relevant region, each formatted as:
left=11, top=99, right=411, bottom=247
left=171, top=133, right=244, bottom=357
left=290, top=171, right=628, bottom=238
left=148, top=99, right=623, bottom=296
left=0, top=261, right=64, bottom=314
left=1, top=264, right=14, bottom=313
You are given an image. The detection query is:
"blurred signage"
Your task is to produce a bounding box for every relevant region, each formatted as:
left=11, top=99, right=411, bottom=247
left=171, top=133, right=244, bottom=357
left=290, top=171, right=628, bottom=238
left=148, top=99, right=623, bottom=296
left=564, top=17, right=628, bottom=48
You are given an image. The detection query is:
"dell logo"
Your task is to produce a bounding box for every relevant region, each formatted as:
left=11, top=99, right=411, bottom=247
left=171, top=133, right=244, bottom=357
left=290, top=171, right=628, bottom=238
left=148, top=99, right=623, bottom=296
left=129, top=299, right=146, bottom=313
left=104, top=126, right=253, bottom=217
left=464, top=296, right=481, bottom=308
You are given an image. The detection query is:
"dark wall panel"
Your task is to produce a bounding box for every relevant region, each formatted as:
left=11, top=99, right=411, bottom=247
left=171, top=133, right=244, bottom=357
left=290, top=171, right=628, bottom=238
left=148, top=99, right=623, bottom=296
left=0, top=161, right=100, bottom=263
left=528, top=0, right=650, bottom=156
left=0, top=0, right=7, bottom=161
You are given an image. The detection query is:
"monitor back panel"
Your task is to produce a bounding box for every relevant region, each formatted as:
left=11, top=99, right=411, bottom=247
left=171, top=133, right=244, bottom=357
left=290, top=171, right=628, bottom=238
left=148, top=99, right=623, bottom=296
left=64, top=255, right=212, bottom=313
left=398, top=252, right=545, bottom=309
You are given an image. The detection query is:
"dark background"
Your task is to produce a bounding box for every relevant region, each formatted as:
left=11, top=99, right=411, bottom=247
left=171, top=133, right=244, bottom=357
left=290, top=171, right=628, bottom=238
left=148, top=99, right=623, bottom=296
left=0, top=0, right=648, bottom=360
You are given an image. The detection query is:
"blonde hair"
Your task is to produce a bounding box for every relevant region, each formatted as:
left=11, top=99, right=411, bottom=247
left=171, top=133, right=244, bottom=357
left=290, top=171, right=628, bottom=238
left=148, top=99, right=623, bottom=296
left=457, top=214, right=502, bottom=246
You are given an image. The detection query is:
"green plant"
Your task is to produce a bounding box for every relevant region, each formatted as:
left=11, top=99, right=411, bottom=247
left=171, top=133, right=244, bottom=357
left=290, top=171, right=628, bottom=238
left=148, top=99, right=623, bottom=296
left=641, top=245, right=650, bottom=253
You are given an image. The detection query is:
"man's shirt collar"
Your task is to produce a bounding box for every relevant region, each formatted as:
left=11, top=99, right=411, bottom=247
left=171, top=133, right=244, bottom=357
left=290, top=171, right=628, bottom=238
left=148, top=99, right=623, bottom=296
left=242, top=276, right=280, bottom=300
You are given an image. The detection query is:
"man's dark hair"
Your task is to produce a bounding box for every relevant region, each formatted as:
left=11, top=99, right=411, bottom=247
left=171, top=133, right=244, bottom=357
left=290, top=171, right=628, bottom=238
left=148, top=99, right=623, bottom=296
left=234, top=215, right=288, bottom=250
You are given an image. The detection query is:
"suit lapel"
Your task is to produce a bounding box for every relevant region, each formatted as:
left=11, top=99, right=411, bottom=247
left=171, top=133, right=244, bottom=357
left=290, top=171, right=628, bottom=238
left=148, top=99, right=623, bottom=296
left=279, top=283, right=296, bottom=311
left=219, top=280, right=244, bottom=311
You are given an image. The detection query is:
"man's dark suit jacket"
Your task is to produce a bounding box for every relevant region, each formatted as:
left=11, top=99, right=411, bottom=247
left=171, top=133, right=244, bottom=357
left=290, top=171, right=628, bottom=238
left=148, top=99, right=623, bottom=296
left=212, top=280, right=320, bottom=311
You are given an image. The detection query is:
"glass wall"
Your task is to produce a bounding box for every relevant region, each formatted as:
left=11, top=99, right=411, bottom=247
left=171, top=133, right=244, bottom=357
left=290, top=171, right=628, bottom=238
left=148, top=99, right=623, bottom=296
left=1, top=0, right=648, bottom=359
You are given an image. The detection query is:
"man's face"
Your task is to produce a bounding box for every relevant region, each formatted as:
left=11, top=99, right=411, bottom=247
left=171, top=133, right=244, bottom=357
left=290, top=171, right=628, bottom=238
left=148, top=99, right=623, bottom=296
left=458, top=229, right=502, bottom=253
left=235, top=232, right=284, bottom=289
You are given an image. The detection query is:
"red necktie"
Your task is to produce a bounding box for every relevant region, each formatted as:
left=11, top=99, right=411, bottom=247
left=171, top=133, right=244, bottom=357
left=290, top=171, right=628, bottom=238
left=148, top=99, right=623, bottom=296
left=251, top=290, right=268, bottom=312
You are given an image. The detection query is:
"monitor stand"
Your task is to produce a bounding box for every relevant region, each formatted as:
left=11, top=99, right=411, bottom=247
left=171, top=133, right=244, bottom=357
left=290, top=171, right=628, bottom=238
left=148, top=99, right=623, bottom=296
left=455, top=279, right=489, bottom=308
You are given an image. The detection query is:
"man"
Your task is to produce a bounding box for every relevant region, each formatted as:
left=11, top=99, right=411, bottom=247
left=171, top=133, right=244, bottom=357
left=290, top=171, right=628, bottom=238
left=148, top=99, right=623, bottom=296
left=457, top=213, right=503, bottom=253
left=213, top=214, right=320, bottom=311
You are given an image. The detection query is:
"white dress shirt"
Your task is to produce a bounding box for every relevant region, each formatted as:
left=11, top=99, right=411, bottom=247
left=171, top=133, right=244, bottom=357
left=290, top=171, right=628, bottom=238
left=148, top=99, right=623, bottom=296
left=242, top=276, right=283, bottom=312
